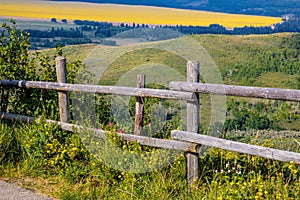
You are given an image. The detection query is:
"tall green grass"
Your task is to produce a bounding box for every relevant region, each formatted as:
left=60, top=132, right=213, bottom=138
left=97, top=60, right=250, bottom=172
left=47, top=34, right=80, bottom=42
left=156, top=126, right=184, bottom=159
left=0, top=120, right=299, bottom=199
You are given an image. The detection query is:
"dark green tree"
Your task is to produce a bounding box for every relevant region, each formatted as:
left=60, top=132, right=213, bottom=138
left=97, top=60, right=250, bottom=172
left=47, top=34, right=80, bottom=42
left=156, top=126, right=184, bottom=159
left=0, top=20, right=84, bottom=119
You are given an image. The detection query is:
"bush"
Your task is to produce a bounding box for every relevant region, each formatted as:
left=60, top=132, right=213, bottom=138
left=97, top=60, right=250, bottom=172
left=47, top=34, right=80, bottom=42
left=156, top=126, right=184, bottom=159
left=0, top=20, right=85, bottom=120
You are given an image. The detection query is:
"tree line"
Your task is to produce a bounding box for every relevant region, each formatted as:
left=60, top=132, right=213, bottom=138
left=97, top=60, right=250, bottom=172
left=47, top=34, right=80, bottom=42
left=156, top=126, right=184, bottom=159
left=26, top=27, right=83, bottom=38
left=72, top=19, right=300, bottom=36
left=25, top=17, right=300, bottom=49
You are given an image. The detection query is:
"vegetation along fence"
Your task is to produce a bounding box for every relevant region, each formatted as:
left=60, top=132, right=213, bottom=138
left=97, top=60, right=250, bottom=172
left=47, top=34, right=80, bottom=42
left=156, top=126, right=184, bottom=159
left=1, top=57, right=300, bottom=187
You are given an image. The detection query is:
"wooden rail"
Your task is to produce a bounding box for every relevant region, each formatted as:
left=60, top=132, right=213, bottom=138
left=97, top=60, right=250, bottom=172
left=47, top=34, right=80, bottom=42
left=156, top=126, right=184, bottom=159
left=0, top=112, right=198, bottom=153
left=0, top=80, right=195, bottom=101
left=171, top=130, right=300, bottom=164
left=170, top=82, right=300, bottom=102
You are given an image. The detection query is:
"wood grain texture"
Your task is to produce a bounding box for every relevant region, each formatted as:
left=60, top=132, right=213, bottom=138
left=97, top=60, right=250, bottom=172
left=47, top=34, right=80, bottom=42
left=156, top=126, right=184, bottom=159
left=0, top=80, right=195, bottom=101
left=55, top=57, right=71, bottom=122
left=171, top=130, right=300, bottom=164
left=134, top=75, right=145, bottom=135
left=170, top=82, right=300, bottom=102
left=186, top=61, right=200, bottom=186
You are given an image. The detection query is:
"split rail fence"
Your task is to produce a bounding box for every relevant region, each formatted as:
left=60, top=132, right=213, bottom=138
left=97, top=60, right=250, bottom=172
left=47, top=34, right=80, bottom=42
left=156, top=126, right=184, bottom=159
left=1, top=57, right=300, bottom=186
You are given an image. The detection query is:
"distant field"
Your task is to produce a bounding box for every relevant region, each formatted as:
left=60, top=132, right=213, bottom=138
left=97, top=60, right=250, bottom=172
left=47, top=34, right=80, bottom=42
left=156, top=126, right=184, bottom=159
left=0, top=0, right=282, bottom=28
left=0, top=18, right=78, bottom=31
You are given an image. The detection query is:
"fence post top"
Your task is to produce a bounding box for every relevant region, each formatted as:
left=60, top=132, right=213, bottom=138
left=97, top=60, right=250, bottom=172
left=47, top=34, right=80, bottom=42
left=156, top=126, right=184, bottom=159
left=55, top=56, right=66, bottom=61
left=187, top=61, right=200, bottom=65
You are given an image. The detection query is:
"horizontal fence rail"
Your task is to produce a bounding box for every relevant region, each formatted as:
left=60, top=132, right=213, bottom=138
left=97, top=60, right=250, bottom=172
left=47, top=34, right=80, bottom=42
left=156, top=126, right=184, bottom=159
left=171, top=130, right=300, bottom=164
left=170, top=81, right=300, bottom=102
left=0, top=80, right=195, bottom=101
left=0, top=112, right=198, bottom=153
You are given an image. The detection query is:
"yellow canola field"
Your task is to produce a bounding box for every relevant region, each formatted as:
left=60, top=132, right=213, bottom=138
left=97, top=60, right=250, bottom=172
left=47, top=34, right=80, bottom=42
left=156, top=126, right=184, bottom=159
left=0, top=0, right=282, bottom=28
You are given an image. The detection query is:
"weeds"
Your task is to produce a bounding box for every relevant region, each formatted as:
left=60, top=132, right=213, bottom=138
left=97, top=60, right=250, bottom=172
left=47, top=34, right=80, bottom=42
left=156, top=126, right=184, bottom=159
left=0, top=120, right=299, bottom=199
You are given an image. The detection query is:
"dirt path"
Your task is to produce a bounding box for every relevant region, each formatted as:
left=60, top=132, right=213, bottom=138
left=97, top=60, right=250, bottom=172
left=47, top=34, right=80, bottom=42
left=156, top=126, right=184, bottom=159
left=0, top=180, right=54, bottom=200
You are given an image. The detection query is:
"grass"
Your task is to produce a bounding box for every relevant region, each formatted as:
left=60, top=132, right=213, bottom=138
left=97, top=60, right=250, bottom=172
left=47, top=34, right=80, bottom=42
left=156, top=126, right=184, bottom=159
left=38, top=43, right=97, bottom=63
left=0, top=0, right=282, bottom=28
left=0, top=120, right=299, bottom=199
left=253, top=72, right=298, bottom=88
left=40, top=33, right=298, bottom=86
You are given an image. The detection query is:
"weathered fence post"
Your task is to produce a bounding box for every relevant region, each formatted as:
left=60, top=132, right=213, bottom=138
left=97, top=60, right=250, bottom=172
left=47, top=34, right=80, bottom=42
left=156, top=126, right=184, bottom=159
left=134, top=74, right=145, bottom=135
left=186, top=61, right=200, bottom=186
left=55, top=56, right=71, bottom=123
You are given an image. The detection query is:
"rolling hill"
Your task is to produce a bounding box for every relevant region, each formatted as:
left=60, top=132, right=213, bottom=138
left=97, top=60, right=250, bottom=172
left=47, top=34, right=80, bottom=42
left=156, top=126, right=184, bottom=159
left=42, top=33, right=300, bottom=88
left=42, top=33, right=300, bottom=130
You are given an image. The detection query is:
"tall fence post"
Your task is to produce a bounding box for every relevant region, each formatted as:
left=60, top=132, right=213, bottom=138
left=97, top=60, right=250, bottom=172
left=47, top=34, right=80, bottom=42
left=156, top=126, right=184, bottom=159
left=134, top=74, right=145, bottom=135
left=55, top=56, right=71, bottom=123
left=186, top=61, right=200, bottom=186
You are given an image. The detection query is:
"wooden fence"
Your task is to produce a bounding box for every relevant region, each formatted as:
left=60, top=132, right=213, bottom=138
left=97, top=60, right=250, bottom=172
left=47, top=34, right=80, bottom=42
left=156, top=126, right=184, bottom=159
left=1, top=57, right=300, bottom=187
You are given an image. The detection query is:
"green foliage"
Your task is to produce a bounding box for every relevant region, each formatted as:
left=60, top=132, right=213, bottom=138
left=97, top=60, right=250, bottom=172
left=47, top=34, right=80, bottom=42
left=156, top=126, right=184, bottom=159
left=0, top=20, right=31, bottom=80
left=224, top=99, right=300, bottom=131
left=224, top=100, right=279, bottom=131
left=0, top=122, right=25, bottom=164
left=281, top=33, right=300, bottom=53
left=0, top=20, right=32, bottom=113
left=296, top=77, right=300, bottom=90
left=194, top=141, right=300, bottom=199
left=0, top=21, right=85, bottom=120
left=223, top=43, right=300, bottom=85
left=189, top=34, right=300, bottom=88
left=0, top=121, right=299, bottom=199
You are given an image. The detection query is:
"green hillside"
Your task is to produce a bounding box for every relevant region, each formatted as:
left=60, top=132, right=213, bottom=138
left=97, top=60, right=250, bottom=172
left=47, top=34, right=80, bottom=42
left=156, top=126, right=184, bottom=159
left=192, top=33, right=300, bottom=88
left=48, top=33, right=300, bottom=89
left=41, top=33, right=300, bottom=131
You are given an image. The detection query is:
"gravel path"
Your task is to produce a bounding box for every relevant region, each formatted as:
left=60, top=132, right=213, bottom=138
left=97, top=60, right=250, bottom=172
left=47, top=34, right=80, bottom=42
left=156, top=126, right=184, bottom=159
left=0, top=180, right=54, bottom=200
